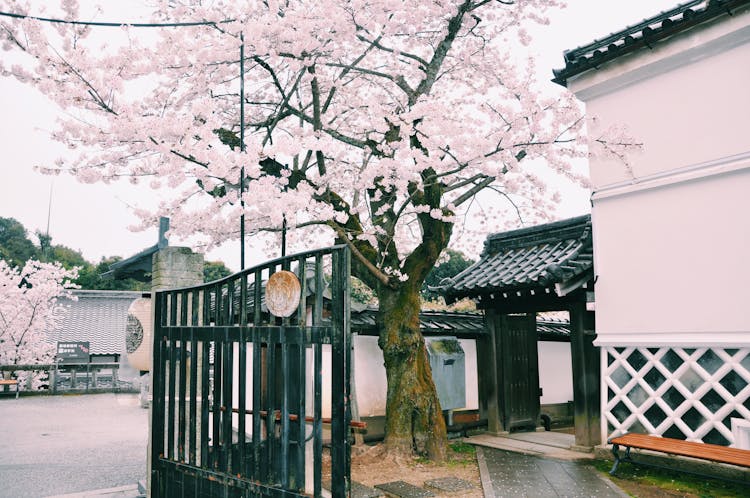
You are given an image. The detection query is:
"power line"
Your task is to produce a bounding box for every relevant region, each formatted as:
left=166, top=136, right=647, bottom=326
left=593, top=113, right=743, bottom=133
left=0, top=10, right=232, bottom=28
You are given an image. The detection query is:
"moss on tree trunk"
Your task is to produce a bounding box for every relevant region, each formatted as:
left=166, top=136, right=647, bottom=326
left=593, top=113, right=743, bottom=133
left=378, top=286, right=447, bottom=461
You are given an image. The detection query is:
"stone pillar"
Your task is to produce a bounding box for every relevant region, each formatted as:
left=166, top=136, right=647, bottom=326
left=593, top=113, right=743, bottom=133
left=151, top=246, right=205, bottom=291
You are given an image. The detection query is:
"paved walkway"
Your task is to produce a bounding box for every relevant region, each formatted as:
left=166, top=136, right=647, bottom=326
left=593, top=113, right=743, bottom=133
left=0, top=393, right=147, bottom=498
left=476, top=446, right=626, bottom=498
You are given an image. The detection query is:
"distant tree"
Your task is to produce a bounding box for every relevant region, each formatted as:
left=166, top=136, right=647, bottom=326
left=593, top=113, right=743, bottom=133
left=421, top=250, right=475, bottom=301
left=47, top=243, right=88, bottom=269
left=0, top=217, right=39, bottom=266
left=204, top=260, right=233, bottom=283
left=0, top=259, right=78, bottom=389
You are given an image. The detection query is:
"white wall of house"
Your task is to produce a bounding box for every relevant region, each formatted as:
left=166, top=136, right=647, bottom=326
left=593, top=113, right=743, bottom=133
left=569, top=8, right=750, bottom=347
left=566, top=6, right=750, bottom=446
left=539, top=341, right=573, bottom=405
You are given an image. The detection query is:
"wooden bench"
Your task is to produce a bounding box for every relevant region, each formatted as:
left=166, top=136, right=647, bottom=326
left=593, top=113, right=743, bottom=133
left=609, top=433, right=750, bottom=476
left=0, top=378, right=19, bottom=399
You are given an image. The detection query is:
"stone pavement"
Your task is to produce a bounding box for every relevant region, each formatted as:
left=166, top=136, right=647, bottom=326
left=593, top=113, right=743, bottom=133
left=0, top=393, right=147, bottom=498
left=475, top=446, right=627, bottom=498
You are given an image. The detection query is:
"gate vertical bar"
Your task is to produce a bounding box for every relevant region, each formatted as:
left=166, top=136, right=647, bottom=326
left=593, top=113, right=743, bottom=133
left=313, top=254, right=324, bottom=497
left=238, top=273, right=248, bottom=476
left=151, top=291, right=166, bottom=497
left=222, top=279, right=234, bottom=472
left=330, top=248, right=351, bottom=497
left=280, top=331, right=290, bottom=489
left=295, top=255, right=308, bottom=490
left=211, top=283, right=223, bottom=470
left=178, top=291, right=188, bottom=463
left=189, top=290, right=199, bottom=466
left=200, top=287, right=211, bottom=469
left=265, top=326, right=277, bottom=484
left=252, top=268, right=263, bottom=481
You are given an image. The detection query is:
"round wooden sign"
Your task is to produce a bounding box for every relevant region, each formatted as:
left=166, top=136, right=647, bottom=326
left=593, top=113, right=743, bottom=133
left=266, top=270, right=302, bottom=317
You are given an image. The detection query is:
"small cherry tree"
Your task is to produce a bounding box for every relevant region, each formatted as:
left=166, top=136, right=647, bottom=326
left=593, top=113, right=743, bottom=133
left=0, top=0, right=611, bottom=458
left=0, top=259, right=78, bottom=389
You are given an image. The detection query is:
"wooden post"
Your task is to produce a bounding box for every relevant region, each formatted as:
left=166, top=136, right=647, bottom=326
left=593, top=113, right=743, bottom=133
left=50, top=364, right=57, bottom=394
left=569, top=300, right=601, bottom=449
left=477, top=308, right=504, bottom=434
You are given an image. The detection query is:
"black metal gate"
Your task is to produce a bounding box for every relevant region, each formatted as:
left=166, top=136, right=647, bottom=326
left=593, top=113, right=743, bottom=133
left=150, top=246, right=351, bottom=497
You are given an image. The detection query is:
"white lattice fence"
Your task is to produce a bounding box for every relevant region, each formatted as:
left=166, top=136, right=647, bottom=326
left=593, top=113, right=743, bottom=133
left=604, top=347, right=750, bottom=446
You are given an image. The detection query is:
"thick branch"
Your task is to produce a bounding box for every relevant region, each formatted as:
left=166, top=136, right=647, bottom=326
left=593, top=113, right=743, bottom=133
left=452, top=175, right=496, bottom=207
left=328, top=222, right=393, bottom=289
left=411, top=0, right=474, bottom=103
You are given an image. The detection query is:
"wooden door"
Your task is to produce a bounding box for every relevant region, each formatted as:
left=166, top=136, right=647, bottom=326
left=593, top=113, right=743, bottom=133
left=500, top=314, right=540, bottom=431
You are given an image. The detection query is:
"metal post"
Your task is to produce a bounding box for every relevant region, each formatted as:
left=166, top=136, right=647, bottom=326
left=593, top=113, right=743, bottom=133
left=281, top=215, right=287, bottom=258
left=240, top=34, right=246, bottom=271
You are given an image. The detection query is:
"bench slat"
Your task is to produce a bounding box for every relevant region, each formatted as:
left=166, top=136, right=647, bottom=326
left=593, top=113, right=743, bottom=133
left=0, top=379, right=18, bottom=385
left=610, top=433, right=750, bottom=468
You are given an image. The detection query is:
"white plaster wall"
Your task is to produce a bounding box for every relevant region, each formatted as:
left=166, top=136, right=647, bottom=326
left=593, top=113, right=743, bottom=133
left=538, top=341, right=573, bottom=405
left=352, top=335, right=479, bottom=417
left=578, top=34, right=750, bottom=188
left=352, top=335, right=387, bottom=417
left=592, top=168, right=750, bottom=345
left=567, top=12, right=750, bottom=345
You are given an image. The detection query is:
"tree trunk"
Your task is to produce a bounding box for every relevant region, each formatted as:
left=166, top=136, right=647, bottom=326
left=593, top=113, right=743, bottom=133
left=378, top=285, right=447, bottom=461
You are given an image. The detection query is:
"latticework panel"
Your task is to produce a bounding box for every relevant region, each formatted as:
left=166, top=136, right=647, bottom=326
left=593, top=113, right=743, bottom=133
left=604, top=347, right=750, bottom=446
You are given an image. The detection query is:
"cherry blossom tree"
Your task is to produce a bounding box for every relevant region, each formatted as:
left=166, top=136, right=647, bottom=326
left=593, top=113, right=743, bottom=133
left=0, top=0, right=596, bottom=458
left=0, top=259, right=78, bottom=389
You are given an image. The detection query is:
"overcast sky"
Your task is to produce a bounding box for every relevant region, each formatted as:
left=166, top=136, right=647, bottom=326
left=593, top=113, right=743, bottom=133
left=0, top=0, right=681, bottom=271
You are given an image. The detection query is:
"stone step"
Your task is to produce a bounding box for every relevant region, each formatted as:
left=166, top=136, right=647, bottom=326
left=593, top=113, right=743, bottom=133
left=424, top=477, right=475, bottom=494
left=324, top=480, right=384, bottom=498
left=375, top=481, right=435, bottom=498
left=351, top=481, right=386, bottom=498
left=373, top=476, right=475, bottom=497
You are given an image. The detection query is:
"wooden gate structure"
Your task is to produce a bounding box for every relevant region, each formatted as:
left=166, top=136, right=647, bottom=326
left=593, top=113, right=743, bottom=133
left=150, top=246, right=352, bottom=497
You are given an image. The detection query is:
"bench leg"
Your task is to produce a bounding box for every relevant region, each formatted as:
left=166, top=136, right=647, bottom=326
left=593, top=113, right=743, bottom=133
left=610, top=445, right=633, bottom=475
left=610, top=443, right=621, bottom=475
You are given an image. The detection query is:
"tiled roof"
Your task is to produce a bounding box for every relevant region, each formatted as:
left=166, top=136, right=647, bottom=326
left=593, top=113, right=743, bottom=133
left=352, top=309, right=486, bottom=338
left=49, top=290, right=145, bottom=355
left=101, top=217, right=170, bottom=281
left=352, top=309, right=570, bottom=341
left=552, top=0, right=750, bottom=86
left=442, top=215, right=592, bottom=302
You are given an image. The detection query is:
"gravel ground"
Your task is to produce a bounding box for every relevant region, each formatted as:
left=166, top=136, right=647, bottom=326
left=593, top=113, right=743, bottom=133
left=0, top=393, right=147, bottom=498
